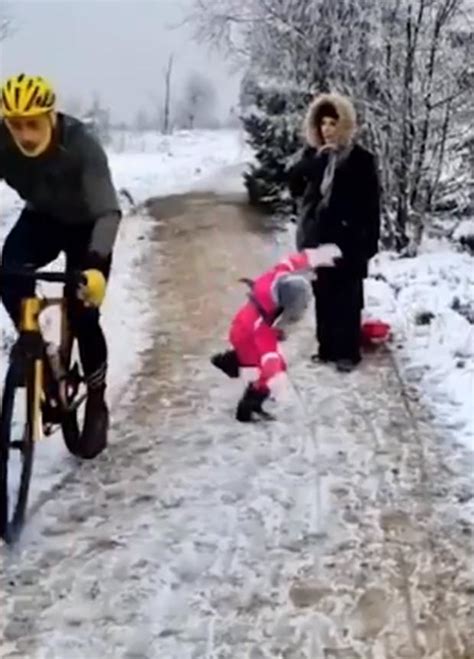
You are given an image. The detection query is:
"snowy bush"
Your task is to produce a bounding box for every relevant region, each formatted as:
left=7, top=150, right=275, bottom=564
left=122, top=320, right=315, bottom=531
left=241, top=78, right=311, bottom=213
left=366, top=249, right=474, bottom=445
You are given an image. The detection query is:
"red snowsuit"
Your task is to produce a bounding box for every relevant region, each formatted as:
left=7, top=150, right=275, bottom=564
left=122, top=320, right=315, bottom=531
left=229, top=251, right=311, bottom=393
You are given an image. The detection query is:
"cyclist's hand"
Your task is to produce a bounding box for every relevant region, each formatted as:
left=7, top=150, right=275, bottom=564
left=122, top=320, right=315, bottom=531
left=77, top=269, right=107, bottom=307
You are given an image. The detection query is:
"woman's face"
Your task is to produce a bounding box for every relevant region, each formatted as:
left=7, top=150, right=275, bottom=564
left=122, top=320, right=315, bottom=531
left=319, top=116, right=338, bottom=146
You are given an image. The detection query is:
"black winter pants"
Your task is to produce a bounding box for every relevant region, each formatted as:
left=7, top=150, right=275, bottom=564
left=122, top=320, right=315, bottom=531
left=0, top=209, right=111, bottom=385
left=312, top=268, right=363, bottom=363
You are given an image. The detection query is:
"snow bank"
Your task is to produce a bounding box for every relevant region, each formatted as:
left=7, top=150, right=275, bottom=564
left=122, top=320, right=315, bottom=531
left=367, top=248, right=474, bottom=450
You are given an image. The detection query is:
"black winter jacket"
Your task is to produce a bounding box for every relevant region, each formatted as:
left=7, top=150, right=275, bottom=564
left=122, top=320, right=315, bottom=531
left=0, top=113, right=121, bottom=258
left=288, top=143, right=380, bottom=278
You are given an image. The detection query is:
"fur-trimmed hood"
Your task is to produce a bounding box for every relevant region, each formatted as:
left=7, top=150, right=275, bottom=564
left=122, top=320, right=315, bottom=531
left=303, top=92, right=357, bottom=149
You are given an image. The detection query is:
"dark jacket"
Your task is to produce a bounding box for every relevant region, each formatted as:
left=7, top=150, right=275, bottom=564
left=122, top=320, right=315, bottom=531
left=0, top=113, right=121, bottom=257
left=288, top=143, right=380, bottom=278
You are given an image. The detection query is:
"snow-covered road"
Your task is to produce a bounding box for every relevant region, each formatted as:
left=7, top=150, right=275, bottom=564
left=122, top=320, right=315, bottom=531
left=1, top=187, right=473, bottom=659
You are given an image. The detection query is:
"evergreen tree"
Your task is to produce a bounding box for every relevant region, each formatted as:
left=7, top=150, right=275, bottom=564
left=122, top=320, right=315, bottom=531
left=241, top=79, right=311, bottom=213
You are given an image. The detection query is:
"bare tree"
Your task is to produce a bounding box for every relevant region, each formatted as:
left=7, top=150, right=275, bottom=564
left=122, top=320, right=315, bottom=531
left=63, top=96, right=84, bottom=117
left=186, top=0, right=260, bottom=62
left=189, top=0, right=473, bottom=250
left=367, top=0, right=473, bottom=249
left=0, top=6, right=14, bottom=41
left=83, top=93, right=111, bottom=144
left=175, top=72, right=218, bottom=129
left=188, top=0, right=332, bottom=86
left=225, top=105, right=241, bottom=128
left=134, top=108, right=150, bottom=132
left=146, top=91, right=163, bottom=131
left=162, top=54, right=174, bottom=134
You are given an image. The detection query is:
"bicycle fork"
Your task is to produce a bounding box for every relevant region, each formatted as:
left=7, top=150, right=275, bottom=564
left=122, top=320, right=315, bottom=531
left=19, top=297, right=46, bottom=442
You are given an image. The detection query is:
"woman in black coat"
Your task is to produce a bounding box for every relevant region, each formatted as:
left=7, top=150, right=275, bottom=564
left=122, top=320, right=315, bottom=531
left=288, top=92, right=381, bottom=372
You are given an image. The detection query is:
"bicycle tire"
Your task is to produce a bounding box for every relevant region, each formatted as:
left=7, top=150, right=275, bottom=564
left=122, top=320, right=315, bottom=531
left=57, top=337, right=82, bottom=457
left=60, top=408, right=81, bottom=456
left=0, top=359, right=36, bottom=544
left=48, top=334, right=105, bottom=460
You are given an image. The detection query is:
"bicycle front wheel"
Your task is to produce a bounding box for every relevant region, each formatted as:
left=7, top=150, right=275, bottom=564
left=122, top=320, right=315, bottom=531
left=0, top=358, right=41, bottom=544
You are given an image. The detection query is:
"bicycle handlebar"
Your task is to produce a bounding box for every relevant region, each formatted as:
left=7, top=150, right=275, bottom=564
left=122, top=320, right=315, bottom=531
left=0, top=269, right=86, bottom=286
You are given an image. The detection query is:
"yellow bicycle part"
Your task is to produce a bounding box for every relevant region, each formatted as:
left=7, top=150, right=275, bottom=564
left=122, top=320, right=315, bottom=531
left=32, top=359, right=44, bottom=442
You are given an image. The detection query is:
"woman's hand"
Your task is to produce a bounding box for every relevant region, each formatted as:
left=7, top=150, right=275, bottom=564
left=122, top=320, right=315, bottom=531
left=305, top=244, right=342, bottom=268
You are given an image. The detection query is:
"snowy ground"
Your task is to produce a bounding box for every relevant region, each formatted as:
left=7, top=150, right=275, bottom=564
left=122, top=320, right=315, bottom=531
left=1, top=187, right=472, bottom=659
left=0, top=128, right=473, bottom=657
left=0, top=128, right=249, bottom=515
left=366, top=244, right=474, bottom=452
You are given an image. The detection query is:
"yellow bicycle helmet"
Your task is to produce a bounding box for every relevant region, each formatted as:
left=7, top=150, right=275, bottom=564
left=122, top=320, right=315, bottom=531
left=1, top=73, right=56, bottom=118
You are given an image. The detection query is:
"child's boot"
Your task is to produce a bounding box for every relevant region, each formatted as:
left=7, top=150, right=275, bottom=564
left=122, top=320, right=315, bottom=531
left=211, top=350, right=240, bottom=378
left=236, top=384, right=273, bottom=422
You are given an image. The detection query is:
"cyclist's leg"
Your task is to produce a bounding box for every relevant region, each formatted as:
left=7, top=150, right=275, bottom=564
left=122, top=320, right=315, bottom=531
left=64, top=226, right=112, bottom=389
left=68, top=303, right=109, bottom=388
left=0, top=208, right=62, bottom=325
left=64, top=227, right=112, bottom=455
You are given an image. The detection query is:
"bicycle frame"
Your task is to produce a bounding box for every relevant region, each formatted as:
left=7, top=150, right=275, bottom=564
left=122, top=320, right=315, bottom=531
left=1, top=268, right=91, bottom=541
left=17, top=294, right=74, bottom=442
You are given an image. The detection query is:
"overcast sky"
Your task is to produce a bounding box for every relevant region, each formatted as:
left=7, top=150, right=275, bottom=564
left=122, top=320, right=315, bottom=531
left=1, top=0, right=243, bottom=123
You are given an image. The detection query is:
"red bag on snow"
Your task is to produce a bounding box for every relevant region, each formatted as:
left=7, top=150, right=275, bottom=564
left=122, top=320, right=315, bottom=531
left=361, top=319, right=391, bottom=346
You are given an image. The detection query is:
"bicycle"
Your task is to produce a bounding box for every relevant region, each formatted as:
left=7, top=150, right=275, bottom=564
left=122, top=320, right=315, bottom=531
left=0, top=268, right=95, bottom=544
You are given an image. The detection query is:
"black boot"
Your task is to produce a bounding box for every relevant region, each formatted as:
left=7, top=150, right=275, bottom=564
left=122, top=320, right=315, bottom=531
left=236, top=384, right=273, bottom=422
left=336, top=357, right=361, bottom=373
left=80, top=385, right=109, bottom=459
left=310, top=350, right=336, bottom=364
left=211, top=350, right=240, bottom=378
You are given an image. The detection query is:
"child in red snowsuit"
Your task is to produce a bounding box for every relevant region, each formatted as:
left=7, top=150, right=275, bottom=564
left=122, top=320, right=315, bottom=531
left=211, top=244, right=341, bottom=421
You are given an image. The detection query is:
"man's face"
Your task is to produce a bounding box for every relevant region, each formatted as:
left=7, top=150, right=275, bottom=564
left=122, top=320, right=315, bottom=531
left=5, top=113, right=53, bottom=156
left=320, top=116, right=338, bottom=146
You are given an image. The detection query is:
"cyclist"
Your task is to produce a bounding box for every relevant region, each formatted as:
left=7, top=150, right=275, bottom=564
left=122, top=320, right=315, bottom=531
left=0, top=73, right=122, bottom=458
